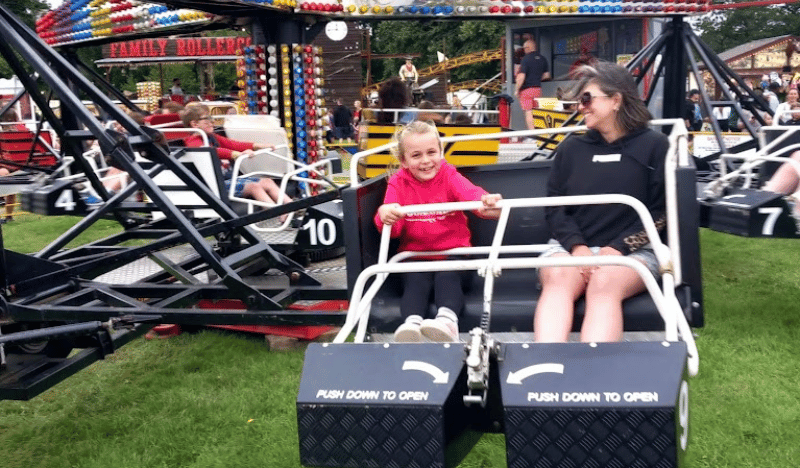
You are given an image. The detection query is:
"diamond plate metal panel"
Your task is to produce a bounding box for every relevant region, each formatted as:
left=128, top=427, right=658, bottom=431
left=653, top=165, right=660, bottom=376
left=504, top=408, right=677, bottom=468
left=298, top=404, right=446, bottom=468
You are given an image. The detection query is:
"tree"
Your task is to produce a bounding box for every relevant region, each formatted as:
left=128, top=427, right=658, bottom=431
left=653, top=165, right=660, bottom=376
left=694, top=4, right=800, bottom=54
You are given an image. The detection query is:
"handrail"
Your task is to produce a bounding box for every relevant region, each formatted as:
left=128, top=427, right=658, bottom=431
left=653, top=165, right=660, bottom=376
left=228, top=149, right=336, bottom=232
left=334, top=193, right=699, bottom=377
left=705, top=124, right=800, bottom=196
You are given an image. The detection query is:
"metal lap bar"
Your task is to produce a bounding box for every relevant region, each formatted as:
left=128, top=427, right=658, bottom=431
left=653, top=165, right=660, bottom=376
left=709, top=125, right=800, bottom=192
left=709, top=144, right=800, bottom=196
left=334, top=196, right=698, bottom=376
left=229, top=152, right=338, bottom=232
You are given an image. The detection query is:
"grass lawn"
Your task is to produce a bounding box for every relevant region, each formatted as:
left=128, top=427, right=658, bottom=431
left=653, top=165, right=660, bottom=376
left=1, top=221, right=799, bottom=467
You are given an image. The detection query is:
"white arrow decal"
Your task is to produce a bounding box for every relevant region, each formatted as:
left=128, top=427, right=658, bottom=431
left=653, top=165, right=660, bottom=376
left=402, top=361, right=450, bottom=384
left=507, top=363, right=564, bottom=385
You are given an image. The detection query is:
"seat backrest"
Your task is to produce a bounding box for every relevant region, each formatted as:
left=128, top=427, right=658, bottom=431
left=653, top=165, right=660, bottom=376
left=342, top=158, right=704, bottom=328
left=237, top=147, right=293, bottom=177
left=150, top=147, right=226, bottom=220
left=222, top=114, right=290, bottom=150
left=342, top=160, right=553, bottom=293
left=145, top=113, right=183, bottom=126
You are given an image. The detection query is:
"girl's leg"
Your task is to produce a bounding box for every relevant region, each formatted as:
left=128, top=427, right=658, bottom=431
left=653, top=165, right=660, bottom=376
left=395, top=271, right=434, bottom=342
left=420, top=271, right=466, bottom=342
left=242, top=179, right=292, bottom=221
left=400, top=271, right=434, bottom=319
left=534, top=254, right=587, bottom=343
left=581, top=264, right=647, bottom=343
left=432, top=270, right=466, bottom=315
left=258, top=178, right=292, bottom=204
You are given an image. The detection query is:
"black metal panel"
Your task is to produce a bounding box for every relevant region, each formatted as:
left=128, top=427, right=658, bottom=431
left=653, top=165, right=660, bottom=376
left=505, top=408, right=677, bottom=468
left=498, top=342, right=689, bottom=468
left=706, top=188, right=798, bottom=238
left=297, top=343, right=479, bottom=468
left=295, top=199, right=345, bottom=253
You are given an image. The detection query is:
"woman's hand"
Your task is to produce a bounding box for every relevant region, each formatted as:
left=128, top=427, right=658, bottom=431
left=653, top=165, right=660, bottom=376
left=477, top=193, right=503, bottom=218
left=597, top=246, right=622, bottom=257
left=254, top=143, right=275, bottom=151
left=378, top=203, right=403, bottom=225
left=570, top=244, right=595, bottom=284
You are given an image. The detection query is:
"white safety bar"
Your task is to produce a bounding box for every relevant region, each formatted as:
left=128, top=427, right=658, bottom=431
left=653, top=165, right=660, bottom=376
left=707, top=124, right=800, bottom=196
left=53, top=148, right=125, bottom=188
left=228, top=146, right=336, bottom=232
left=350, top=118, right=688, bottom=281
left=772, top=108, right=800, bottom=125
left=334, top=195, right=698, bottom=377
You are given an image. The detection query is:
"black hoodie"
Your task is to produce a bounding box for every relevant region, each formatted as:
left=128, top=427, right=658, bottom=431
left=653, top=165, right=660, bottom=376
left=545, top=127, right=668, bottom=255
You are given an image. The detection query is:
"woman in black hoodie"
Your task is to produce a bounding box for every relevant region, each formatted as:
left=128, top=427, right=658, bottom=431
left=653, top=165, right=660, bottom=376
left=534, top=61, right=669, bottom=343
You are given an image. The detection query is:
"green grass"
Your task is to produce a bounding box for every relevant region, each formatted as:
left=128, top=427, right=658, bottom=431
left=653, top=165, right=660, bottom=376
left=1, top=228, right=799, bottom=467
left=2, top=213, right=122, bottom=253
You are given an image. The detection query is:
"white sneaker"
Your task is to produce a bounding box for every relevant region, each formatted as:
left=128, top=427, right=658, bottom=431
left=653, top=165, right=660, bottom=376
left=394, top=315, right=423, bottom=342
left=420, top=317, right=459, bottom=342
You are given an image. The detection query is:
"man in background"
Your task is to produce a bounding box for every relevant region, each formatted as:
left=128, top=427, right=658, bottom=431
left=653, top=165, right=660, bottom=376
left=685, top=89, right=703, bottom=131
left=171, top=78, right=183, bottom=96
left=515, top=38, right=550, bottom=130
left=332, top=99, right=354, bottom=142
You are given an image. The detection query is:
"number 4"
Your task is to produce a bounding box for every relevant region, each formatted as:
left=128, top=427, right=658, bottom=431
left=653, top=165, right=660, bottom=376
left=54, top=190, right=76, bottom=212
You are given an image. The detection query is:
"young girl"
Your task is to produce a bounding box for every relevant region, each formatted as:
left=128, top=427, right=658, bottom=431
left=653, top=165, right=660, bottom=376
left=375, top=121, right=502, bottom=342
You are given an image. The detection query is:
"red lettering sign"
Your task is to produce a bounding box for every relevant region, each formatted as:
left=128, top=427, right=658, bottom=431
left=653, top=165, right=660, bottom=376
left=176, top=39, right=186, bottom=56
left=103, top=37, right=252, bottom=59
left=157, top=38, right=168, bottom=56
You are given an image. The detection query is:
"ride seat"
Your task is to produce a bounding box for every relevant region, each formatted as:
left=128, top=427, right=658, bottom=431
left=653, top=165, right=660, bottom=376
left=342, top=159, right=704, bottom=335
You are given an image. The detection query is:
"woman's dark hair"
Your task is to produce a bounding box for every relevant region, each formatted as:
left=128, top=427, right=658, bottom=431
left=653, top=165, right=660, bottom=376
left=568, top=61, right=652, bottom=133
left=377, top=77, right=410, bottom=124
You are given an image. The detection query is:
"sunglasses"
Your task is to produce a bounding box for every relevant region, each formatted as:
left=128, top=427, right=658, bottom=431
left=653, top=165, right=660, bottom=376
left=578, top=92, right=612, bottom=106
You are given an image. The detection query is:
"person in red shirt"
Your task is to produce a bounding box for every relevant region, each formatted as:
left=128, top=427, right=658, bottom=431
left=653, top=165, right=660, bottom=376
left=181, top=107, right=291, bottom=219
left=375, top=121, right=502, bottom=342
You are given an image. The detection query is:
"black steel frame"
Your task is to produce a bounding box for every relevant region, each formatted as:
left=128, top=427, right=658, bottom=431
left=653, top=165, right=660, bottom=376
left=529, top=16, right=770, bottom=158
left=0, top=4, right=348, bottom=399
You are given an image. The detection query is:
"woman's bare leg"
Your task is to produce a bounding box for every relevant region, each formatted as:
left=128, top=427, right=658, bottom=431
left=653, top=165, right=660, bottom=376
left=534, top=254, right=587, bottom=343
left=581, top=265, right=647, bottom=343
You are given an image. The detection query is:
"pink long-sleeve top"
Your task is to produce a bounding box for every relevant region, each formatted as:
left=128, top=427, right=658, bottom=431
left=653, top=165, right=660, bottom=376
left=374, top=161, right=487, bottom=253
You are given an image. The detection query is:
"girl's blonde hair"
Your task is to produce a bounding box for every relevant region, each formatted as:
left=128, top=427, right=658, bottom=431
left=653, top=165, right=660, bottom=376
left=391, top=120, right=443, bottom=163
